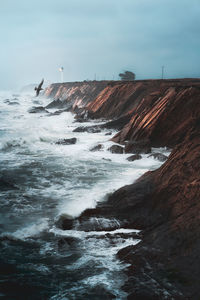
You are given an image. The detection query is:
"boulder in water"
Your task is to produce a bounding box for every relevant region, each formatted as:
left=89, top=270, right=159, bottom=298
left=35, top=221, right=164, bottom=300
left=148, top=153, right=168, bottom=162
left=126, top=154, right=142, bottom=161
left=55, top=138, right=77, bottom=145
left=45, top=99, right=63, bottom=109
left=125, top=140, right=151, bottom=154
left=74, top=217, right=121, bottom=232
left=73, top=126, right=101, bottom=133
left=108, top=145, right=124, bottom=154
left=28, top=106, right=48, bottom=114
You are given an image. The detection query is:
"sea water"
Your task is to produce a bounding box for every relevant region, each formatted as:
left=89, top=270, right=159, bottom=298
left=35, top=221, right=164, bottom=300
left=0, top=92, right=170, bottom=299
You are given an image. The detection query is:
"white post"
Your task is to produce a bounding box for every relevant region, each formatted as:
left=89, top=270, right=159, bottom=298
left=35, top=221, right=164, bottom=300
left=59, top=67, right=64, bottom=83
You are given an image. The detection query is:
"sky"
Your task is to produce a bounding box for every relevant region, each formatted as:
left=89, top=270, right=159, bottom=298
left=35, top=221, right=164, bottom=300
left=0, top=0, right=200, bottom=90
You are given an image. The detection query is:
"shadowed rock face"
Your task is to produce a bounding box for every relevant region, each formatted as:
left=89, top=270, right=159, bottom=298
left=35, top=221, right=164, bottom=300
left=112, top=83, right=200, bottom=148
left=86, top=81, right=146, bottom=119
left=121, top=125, right=200, bottom=299
left=124, top=140, right=151, bottom=154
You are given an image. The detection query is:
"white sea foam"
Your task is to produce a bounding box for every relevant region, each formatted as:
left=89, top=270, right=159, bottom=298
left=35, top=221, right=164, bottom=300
left=0, top=218, right=49, bottom=240
left=50, top=226, right=140, bottom=239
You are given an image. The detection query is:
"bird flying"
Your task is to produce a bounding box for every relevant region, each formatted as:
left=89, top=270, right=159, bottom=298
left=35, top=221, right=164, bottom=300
left=35, top=79, right=44, bottom=97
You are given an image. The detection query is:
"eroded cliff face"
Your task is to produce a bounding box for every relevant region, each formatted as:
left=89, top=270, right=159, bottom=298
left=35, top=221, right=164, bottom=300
left=44, top=81, right=108, bottom=110
left=86, top=81, right=146, bottom=119
left=83, top=78, right=200, bottom=148
left=112, top=84, right=200, bottom=148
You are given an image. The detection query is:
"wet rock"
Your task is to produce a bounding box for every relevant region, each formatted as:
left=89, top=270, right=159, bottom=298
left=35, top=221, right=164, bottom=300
left=28, top=106, right=48, bottom=114
left=56, top=215, right=74, bottom=230
left=148, top=153, right=168, bottom=162
left=118, top=246, right=185, bottom=300
left=45, top=99, right=63, bottom=109
left=104, top=231, right=140, bottom=240
left=73, top=126, right=85, bottom=133
left=108, top=145, right=124, bottom=154
left=75, top=217, right=121, bottom=232
left=126, top=154, right=142, bottom=161
left=125, top=140, right=151, bottom=154
left=105, top=132, right=112, bottom=135
left=101, top=115, right=132, bottom=130
left=90, top=144, right=103, bottom=152
left=74, top=117, right=89, bottom=123
left=55, top=138, right=77, bottom=145
left=73, top=126, right=101, bottom=133
left=88, top=127, right=101, bottom=133
left=47, top=108, right=69, bottom=116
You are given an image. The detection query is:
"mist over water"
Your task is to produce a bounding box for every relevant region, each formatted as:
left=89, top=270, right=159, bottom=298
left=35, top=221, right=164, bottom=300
left=0, top=91, right=169, bottom=299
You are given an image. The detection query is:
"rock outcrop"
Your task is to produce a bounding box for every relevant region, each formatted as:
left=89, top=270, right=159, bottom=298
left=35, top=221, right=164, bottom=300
left=111, top=80, right=200, bottom=148
left=55, top=138, right=77, bottom=145
left=45, top=78, right=200, bottom=299
left=44, top=81, right=108, bottom=112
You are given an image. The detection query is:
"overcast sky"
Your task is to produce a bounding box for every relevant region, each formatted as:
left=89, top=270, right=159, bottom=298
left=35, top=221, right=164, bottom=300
left=0, top=0, right=200, bottom=90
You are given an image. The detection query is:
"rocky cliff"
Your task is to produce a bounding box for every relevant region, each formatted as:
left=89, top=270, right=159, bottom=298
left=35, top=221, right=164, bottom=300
left=85, top=79, right=200, bottom=148
left=45, top=78, right=200, bottom=299
left=44, top=81, right=108, bottom=111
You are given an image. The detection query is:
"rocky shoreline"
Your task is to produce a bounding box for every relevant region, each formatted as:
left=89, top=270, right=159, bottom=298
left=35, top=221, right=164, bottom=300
left=44, top=79, right=200, bottom=299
